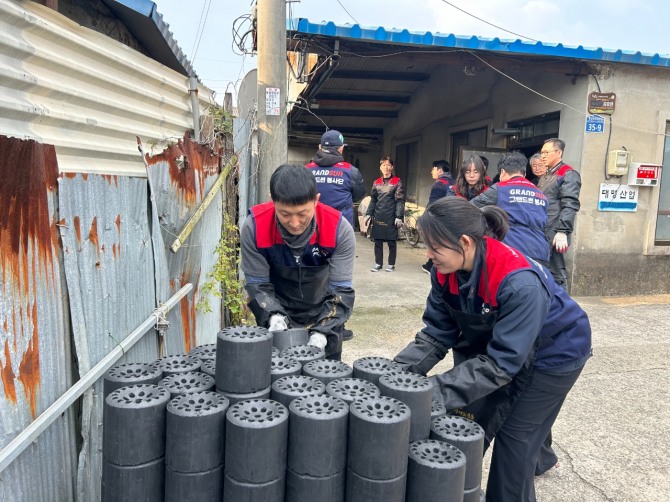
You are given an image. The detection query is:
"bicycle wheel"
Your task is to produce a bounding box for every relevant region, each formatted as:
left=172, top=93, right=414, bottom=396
left=405, top=215, right=420, bottom=247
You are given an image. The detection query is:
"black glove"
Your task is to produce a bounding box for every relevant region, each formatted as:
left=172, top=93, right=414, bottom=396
left=394, top=332, right=447, bottom=376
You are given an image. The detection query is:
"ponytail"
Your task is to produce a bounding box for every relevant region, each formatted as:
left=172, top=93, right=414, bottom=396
left=418, top=197, right=509, bottom=257
left=482, top=206, right=509, bottom=241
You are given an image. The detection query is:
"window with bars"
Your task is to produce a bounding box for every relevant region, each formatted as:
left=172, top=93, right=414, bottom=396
left=654, top=122, right=670, bottom=245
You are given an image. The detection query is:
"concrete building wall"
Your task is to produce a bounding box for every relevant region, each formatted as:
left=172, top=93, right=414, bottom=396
left=572, top=66, right=670, bottom=295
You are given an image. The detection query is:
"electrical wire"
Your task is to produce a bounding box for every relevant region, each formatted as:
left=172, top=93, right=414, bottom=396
left=335, top=0, right=359, bottom=25
left=232, top=14, right=255, bottom=55
left=464, top=50, right=668, bottom=138
left=437, top=0, right=538, bottom=42
left=289, top=28, right=670, bottom=141
left=191, top=0, right=214, bottom=62
left=190, top=0, right=208, bottom=57
left=292, top=99, right=329, bottom=129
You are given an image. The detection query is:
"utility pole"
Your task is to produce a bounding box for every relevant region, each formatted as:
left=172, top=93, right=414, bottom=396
left=256, top=0, right=287, bottom=202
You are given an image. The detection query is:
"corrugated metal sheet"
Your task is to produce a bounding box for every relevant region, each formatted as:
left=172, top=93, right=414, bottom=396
left=0, top=0, right=214, bottom=176
left=100, top=0, right=196, bottom=77
left=290, top=18, right=670, bottom=68
left=0, top=136, right=77, bottom=502
left=145, top=134, right=223, bottom=353
left=58, top=172, right=160, bottom=501
left=0, top=3, right=225, bottom=500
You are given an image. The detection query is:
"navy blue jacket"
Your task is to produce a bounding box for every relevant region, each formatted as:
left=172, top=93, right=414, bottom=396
left=307, top=149, right=366, bottom=227
left=471, top=176, right=550, bottom=262
left=428, top=173, right=454, bottom=206
left=423, top=237, right=591, bottom=375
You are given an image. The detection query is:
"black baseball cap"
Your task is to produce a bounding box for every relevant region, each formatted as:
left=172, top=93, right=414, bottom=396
left=320, top=129, right=346, bottom=147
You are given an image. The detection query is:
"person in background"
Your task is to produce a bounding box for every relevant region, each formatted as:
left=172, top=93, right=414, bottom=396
left=306, top=129, right=364, bottom=342
left=365, top=156, right=405, bottom=272
left=482, top=155, right=501, bottom=184
left=471, top=151, right=550, bottom=266
left=240, top=165, right=356, bottom=360
left=537, top=138, right=582, bottom=288
left=394, top=197, right=592, bottom=502
left=306, top=129, right=366, bottom=228
left=528, top=152, right=546, bottom=185
left=421, top=159, right=453, bottom=274
left=449, top=155, right=491, bottom=201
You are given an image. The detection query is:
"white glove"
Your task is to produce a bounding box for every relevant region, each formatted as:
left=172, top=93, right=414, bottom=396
left=553, top=232, right=569, bottom=253
left=307, top=332, right=328, bottom=349
left=364, top=215, right=372, bottom=226
left=269, top=314, right=288, bottom=331
left=395, top=218, right=403, bottom=228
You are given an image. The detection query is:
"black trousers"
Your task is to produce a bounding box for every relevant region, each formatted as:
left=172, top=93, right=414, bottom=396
left=486, top=366, right=583, bottom=502
left=374, top=239, right=397, bottom=266
left=548, top=248, right=567, bottom=287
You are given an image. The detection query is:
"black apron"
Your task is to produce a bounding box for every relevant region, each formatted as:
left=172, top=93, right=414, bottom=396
left=270, top=263, right=329, bottom=318
left=446, top=262, right=538, bottom=447
left=270, top=263, right=343, bottom=357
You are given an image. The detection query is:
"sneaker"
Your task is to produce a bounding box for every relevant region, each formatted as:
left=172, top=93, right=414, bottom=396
left=342, top=328, right=354, bottom=341
left=421, top=264, right=431, bottom=275
left=371, top=264, right=382, bottom=272
left=385, top=265, right=395, bottom=272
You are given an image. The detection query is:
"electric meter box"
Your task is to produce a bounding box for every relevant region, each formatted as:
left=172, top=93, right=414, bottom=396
left=606, top=150, right=631, bottom=176
left=627, top=162, right=662, bottom=186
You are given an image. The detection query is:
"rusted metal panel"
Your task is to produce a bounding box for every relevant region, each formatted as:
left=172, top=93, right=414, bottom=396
left=0, top=0, right=215, bottom=177
left=58, top=172, right=160, bottom=501
left=145, top=133, right=223, bottom=352
left=0, top=136, right=77, bottom=501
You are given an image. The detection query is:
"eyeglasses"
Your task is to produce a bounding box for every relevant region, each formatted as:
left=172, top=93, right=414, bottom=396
left=540, top=149, right=559, bottom=156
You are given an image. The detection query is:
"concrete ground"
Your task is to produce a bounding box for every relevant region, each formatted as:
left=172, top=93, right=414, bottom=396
left=342, top=233, right=670, bottom=502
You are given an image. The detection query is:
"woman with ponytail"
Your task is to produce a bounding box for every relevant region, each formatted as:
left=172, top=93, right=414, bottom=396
left=394, top=196, right=592, bottom=502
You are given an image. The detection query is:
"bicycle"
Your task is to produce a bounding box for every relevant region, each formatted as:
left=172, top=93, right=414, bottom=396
left=363, top=208, right=420, bottom=247
left=400, top=210, right=420, bottom=247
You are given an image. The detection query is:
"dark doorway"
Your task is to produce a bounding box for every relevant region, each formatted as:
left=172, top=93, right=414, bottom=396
left=395, top=141, right=419, bottom=203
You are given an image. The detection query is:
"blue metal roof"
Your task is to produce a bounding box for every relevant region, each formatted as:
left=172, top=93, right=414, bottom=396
left=290, top=18, right=670, bottom=69
left=102, top=0, right=196, bottom=76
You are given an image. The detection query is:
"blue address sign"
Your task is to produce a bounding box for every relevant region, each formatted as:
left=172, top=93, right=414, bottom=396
left=585, top=114, right=605, bottom=133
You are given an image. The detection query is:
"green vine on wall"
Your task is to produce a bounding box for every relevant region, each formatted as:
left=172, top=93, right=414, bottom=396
left=196, top=104, right=251, bottom=326
left=197, top=212, right=251, bottom=325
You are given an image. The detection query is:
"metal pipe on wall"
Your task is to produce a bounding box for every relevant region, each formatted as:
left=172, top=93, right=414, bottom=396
left=0, top=283, right=194, bottom=474
left=189, top=76, right=201, bottom=141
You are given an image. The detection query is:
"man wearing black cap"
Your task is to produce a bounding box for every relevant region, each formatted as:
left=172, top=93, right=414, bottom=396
left=306, top=129, right=366, bottom=228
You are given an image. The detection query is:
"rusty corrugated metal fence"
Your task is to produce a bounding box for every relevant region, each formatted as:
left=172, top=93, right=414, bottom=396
left=0, top=2, right=231, bottom=499
left=0, top=134, right=226, bottom=501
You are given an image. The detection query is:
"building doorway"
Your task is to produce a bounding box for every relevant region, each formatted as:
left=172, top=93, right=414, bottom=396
left=395, top=140, right=420, bottom=203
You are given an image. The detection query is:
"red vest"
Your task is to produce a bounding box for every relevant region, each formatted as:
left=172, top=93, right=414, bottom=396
left=436, top=237, right=531, bottom=308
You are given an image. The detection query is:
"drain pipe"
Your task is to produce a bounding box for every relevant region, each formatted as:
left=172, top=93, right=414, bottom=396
left=189, top=76, right=201, bottom=141
left=0, top=283, right=193, bottom=473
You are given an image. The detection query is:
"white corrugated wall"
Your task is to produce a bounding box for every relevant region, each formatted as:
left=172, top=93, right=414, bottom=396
left=0, top=0, right=214, bottom=177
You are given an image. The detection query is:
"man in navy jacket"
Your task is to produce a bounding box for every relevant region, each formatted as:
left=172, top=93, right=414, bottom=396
left=471, top=151, right=550, bottom=265
left=306, top=130, right=366, bottom=228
